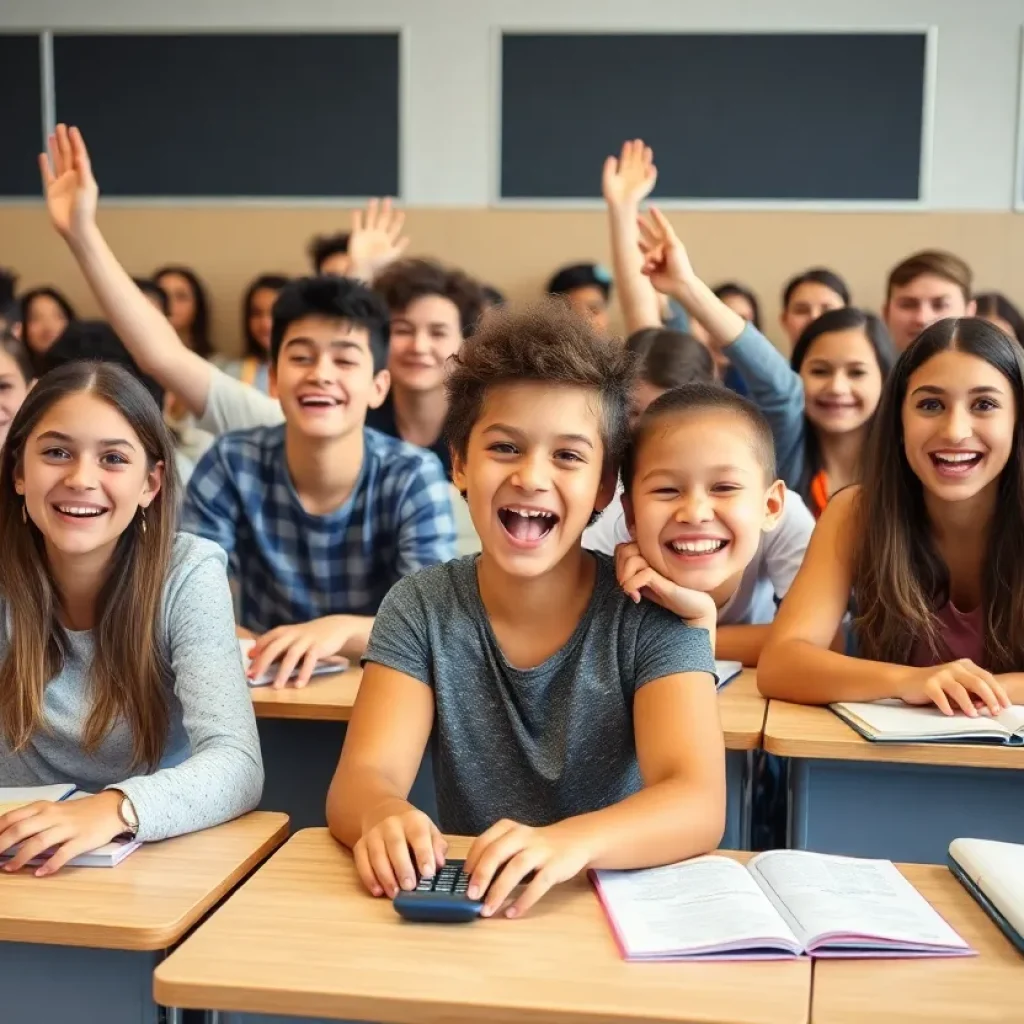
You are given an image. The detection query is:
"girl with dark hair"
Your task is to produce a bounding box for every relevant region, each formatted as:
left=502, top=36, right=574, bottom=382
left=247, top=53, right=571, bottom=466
left=153, top=265, right=213, bottom=358
left=974, top=291, right=1024, bottom=345
left=0, top=361, right=262, bottom=873
left=20, top=286, right=76, bottom=362
left=761, top=317, right=1024, bottom=711
left=0, top=328, right=33, bottom=449
left=779, top=268, right=850, bottom=346
left=223, top=273, right=289, bottom=393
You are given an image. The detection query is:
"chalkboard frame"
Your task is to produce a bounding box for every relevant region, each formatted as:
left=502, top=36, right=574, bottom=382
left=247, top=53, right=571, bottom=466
left=1014, top=26, right=1024, bottom=212
left=491, top=26, right=938, bottom=210
left=43, top=27, right=409, bottom=205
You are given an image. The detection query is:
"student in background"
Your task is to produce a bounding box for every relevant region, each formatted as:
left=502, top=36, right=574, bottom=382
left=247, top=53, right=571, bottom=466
left=584, top=334, right=814, bottom=667
left=132, top=277, right=169, bottom=315
left=636, top=207, right=894, bottom=518
left=310, top=198, right=410, bottom=281
left=0, top=362, right=262, bottom=874
left=0, top=269, right=20, bottom=338
left=883, top=250, right=975, bottom=352
left=153, top=264, right=213, bottom=359
left=547, top=262, right=613, bottom=335
left=373, top=258, right=485, bottom=477
left=222, top=273, right=289, bottom=393
left=328, top=302, right=725, bottom=918
left=19, top=286, right=76, bottom=366
left=481, top=284, right=506, bottom=310
left=0, top=328, right=33, bottom=450
left=40, top=126, right=456, bottom=687
left=309, top=231, right=351, bottom=276
left=974, top=292, right=1024, bottom=345
left=779, top=268, right=850, bottom=347
left=759, top=317, right=1024, bottom=710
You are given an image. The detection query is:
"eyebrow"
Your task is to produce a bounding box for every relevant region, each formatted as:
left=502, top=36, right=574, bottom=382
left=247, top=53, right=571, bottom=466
left=640, top=463, right=749, bottom=481
left=282, top=336, right=365, bottom=353
left=37, top=430, right=136, bottom=450
left=482, top=423, right=595, bottom=449
left=910, top=385, right=1004, bottom=396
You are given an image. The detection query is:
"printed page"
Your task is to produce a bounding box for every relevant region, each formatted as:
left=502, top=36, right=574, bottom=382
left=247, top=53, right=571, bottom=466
left=594, top=856, right=802, bottom=959
left=997, top=704, right=1024, bottom=737
left=749, top=850, right=969, bottom=952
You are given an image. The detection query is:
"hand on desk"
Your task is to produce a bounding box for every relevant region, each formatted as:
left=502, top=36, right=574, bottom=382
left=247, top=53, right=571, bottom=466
left=354, top=802, right=448, bottom=899
left=0, top=791, right=123, bottom=876
left=897, top=659, right=1010, bottom=717
left=247, top=615, right=370, bottom=689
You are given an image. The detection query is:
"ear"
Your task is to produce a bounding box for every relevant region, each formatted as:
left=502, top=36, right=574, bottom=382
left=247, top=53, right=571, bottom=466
left=450, top=446, right=468, bottom=494
left=367, top=368, right=391, bottom=411
left=13, top=468, right=24, bottom=496
left=621, top=489, right=637, bottom=540
left=138, top=460, right=165, bottom=509
left=966, top=298, right=977, bottom=317
left=594, top=465, right=618, bottom=514
left=761, top=478, right=786, bottom=533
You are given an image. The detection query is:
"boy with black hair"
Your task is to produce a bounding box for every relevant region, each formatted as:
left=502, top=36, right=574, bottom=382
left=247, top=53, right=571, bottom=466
left=309, top=231, right=351, bottom=276
left=40, top=124, right=456, bottom=687
left=547, top=261, right=613, bottom=335
left=327, top=301, right=725, bottom=919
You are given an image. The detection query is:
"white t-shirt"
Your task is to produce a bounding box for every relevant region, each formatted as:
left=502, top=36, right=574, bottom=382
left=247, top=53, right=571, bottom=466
left=582, top=487, right=814, bottom=625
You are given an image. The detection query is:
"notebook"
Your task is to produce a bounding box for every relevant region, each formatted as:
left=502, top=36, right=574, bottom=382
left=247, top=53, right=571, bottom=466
left=592, top=849, right=973, bottom=961
left=714, top=661, right=744, bottom=689
left=948, top=838, right=1024, bottom=955
left=239, top=638, right=349, bottom=688
left=831, top=699, right=1024, bottom=745
left=0, top=787, right=141, bottom=867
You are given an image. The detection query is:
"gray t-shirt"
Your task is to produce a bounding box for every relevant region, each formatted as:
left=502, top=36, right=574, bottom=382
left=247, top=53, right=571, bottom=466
left=364, top=553, right=716, bottom=835
left=0, top=533, right=264, bottom=842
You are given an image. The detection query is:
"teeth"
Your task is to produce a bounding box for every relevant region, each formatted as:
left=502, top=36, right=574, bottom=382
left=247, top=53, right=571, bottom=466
left=502, top=507, right=555, bottom=520
left=300, top=397, right=337, bottom=406
left=934, top=452, right=980, bottom=464
left=57, top=505, right=104, bottom=517
left=670, top=539, right=727, bottom=554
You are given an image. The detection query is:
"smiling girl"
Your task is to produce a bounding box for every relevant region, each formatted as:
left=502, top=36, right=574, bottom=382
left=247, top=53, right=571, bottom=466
left=0, top=330, right=33, bottom=449
left=0, top=362, right=262, bottom=875
left=759, top=317, right=1024, bottom=712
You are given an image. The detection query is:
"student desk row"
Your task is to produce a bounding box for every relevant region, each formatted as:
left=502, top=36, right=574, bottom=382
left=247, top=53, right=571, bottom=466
left=251, top=669, right=767, bottom=850
left=154, top=828, right=1024, bottom=1024
left=0, top=811, right=289, bottom=1024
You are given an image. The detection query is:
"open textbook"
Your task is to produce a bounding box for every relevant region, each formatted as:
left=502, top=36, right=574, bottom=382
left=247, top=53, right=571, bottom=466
left=949, top=838, right=1024, bottom=955
left=239, top=638, right=349, bottom=688
left=714, top=661, right=743, bottom=689
left=0, top=786, right=140, bottom=867
left=592, top=849, right=973, bottom=961
left=831, top=699, right=1024, bottom=745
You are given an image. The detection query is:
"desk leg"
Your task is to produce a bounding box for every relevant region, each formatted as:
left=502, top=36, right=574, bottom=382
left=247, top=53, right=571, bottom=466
left=788, top=758, right=1024, bottom=862
left=722, top=749, right=751, bottom=851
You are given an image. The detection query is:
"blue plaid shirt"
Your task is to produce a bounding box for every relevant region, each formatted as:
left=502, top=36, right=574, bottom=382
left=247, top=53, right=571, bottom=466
left=181, top=424, right=457, bottom=633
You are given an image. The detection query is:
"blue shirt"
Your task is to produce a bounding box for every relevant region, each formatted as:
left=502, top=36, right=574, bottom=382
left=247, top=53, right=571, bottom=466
left=181, top=424, right=457, bottom=632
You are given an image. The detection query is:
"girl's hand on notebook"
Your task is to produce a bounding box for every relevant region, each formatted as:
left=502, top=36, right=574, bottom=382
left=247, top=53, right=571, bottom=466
left=248, top=615, right=365, bottom=688
left=0, top=791, right=123, bottom=877
left=464, top=819, right=592, bottom=919
left=39, top=124, right=98, bottom=242
left=636, top=206, right=696, bottom=294
left=353, top=803, right=447, bottom=899
left=897, top=660, right=1010, bottom=718
left=615, top=542, right=717, bottom=629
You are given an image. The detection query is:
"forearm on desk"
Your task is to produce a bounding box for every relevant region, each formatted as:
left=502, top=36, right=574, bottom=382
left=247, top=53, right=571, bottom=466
left=717, top=624, right=770, bottom=667
left=996, top=673, right=1024, bottom=704
left=328, top=767, right=414, bottom=849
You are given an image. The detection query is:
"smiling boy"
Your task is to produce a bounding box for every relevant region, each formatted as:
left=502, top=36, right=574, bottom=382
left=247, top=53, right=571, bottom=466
left=884, top=250, right=976, bottom=352
left=327, top=302, right=726, bottom=920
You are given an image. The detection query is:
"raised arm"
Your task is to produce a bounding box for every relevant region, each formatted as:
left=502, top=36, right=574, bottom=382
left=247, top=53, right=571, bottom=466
left=40, top=125, right=214, bottom=416
left=345, top=198, right=411, bottom=284
left=602, top=139, right=661, bottom=335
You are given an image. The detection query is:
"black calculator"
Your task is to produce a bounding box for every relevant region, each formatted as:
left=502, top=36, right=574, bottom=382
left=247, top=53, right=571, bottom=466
left=392, top=859, right=484, bottom=923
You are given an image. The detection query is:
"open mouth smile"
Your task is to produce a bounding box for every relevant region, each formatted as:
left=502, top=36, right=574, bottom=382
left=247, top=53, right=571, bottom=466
left=929, top=450, right=984, bottom=477
left=497, top=505, right=560, bottom=549
left=665, top=537, right=730, bottom=560
left=52, top=503, right=109, bottom=520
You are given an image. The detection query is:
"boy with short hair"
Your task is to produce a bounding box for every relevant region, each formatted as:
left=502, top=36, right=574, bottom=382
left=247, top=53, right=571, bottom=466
left=327, top=301, right=726, bottom=919
left=547, top=262, right=613, bottom=335
left=41, top=125, right=456, bottom=686
left=883, top=249, right=976, bottom=351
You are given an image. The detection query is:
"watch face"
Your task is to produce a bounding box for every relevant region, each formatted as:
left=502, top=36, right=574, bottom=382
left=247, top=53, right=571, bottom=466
left=121, top=795, right=139, bottom=829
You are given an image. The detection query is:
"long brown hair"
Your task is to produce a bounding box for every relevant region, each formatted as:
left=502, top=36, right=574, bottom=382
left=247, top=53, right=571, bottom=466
left=853, top=317, right=1024, bottom=671
left=0, top=361, right=179, bottom=768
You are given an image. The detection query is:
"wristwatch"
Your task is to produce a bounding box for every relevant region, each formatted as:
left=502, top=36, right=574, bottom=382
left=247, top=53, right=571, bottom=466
left=113, top=791, right=139, bottom=839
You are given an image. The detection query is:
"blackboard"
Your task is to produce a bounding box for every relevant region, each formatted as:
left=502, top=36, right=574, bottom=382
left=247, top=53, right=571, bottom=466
left=501, top=33, right=928, bottom=202
left=53, top=33, right=400, bottom=198
left=1, top=35, right=44, bottom=197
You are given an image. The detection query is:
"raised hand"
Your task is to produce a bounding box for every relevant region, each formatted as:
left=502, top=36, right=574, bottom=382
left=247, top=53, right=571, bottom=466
left=39, top=124, right=98, bottom=241
left=602, top=138, right=658, bottom=209
left=347, top=198, right=410, bottom=282
left=636, top=206, right=697, bottom=295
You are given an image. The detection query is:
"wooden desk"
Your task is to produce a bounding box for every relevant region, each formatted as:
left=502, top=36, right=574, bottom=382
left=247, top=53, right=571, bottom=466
left=155, top=829, right=811, bottom=1024
left=250, top=668, right=361, bottom=722
left=720, top=670, right=767, bottom=751
left=764, top=701, right=1024, bottom=863
left=812, top=862, right=1024, bottom=1024
left=0, top=811, right=288, bottom=1024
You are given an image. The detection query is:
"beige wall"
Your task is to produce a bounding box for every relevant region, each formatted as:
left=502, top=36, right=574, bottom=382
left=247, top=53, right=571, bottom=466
left=3, top=205, right=1024, bottom=356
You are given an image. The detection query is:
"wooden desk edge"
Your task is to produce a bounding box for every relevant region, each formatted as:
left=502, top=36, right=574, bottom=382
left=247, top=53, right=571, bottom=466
left=252, top=701, right=352, bottom=722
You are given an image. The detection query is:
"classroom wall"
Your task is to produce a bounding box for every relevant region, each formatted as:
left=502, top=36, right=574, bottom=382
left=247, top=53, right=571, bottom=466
left=2, top=0, right=1023, bottom=352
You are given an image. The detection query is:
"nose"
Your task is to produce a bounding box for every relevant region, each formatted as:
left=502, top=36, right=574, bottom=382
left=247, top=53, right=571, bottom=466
left=942, top=403, right=973, bottom=443
left=410, top=329, right=431, bottom=354
left=831, top=373, right=852, bottom=394
left=310, top=352, right=336, bottom=382
left=674, top=489, right=714, bottom=524
left=65, top=457, right=98, bottom=490
left=512, top=451, right=550, bottom=493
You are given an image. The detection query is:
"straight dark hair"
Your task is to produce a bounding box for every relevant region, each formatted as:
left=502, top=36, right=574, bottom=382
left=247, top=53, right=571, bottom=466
left=974, top=292, right=1024, bottom=345
left=0, top=362, right=179, bottom=769
left=790, top=307, right=896, bottom=497
left=713, top=282, right=761, bottom=330
left=154, top=265, right=213, bottom=359
left=627, top=329, right=715, bottom=390
left=853, top=317, right=1024, bottom=671
left=242, top=273, right=289, bottom=358
left=782, top=268, right=851, bottom=311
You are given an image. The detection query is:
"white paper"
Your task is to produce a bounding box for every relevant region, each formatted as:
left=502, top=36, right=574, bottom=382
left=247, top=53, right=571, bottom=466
left=834, top=700, right=1024, bottom=741
left=0, top=784, right=76, bottom=813
left=239, top=638, right=348, bottom=688
left=749, top=850, right=969, bottom=952
left=594, top=856, right=801, bottom=959
left=714, top=661, right=744, bottom=689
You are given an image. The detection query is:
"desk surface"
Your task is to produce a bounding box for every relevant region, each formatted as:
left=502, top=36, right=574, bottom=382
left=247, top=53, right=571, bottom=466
left=155, top=829, right=810, bottom=1024
left=812, top=862, right=1024, bottom=1024
left=252, top=667, right=765, bottom=750
left=251, top=668, right=362, bottom=721
left=0, top=811, right=288, bottom=951
left=763, top=700, right=1024, bottom=770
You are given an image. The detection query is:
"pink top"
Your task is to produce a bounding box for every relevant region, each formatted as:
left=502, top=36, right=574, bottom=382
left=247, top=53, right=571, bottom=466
left=909, top=600, right=985, bottom=667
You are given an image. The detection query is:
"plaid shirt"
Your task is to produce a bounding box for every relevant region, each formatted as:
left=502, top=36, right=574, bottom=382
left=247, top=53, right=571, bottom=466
left=181, top=424, right=456, bottom=633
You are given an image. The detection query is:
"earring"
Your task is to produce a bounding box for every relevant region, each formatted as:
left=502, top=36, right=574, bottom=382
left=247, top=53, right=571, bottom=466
left=139, top=509, right=147, bottom=534
left=21, top=502, right=26, bottom=525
